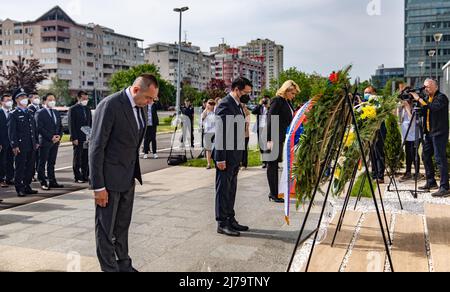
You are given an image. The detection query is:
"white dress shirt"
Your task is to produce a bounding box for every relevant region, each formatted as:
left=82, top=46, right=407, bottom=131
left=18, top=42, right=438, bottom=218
left=1, top=107, right=9, bottom=119
left=126, top=87, right=144, bottom=130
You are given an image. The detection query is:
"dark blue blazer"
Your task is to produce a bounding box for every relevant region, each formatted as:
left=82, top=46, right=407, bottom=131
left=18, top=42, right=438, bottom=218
left=7, top=108, right=38, bottom=152
left=213, top=94, right=245, bottom=167
left=35, top=108, right=63, bottom=148
left=0, top=109, right=10, bottom=147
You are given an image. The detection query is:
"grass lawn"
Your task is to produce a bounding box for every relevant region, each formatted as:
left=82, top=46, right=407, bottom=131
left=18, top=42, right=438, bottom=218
left=351, top=175, right=377, bottom=198
left=182, top=149, right=263, bottom=168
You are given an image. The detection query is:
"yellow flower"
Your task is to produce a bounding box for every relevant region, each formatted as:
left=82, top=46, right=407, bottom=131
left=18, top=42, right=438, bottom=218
left=344, top=131, right=356, bottom=148
left=360, top=105, right=377, bottom=120
left=334, top=168, right=342, bottom=180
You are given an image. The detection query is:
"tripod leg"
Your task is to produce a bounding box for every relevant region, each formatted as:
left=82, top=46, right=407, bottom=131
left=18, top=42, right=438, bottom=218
left=305, top=107, right=349, bottom=272
left=369, top=142, right=393, bottom=246
left=331, top=162, right=358, bottom=247
left=287, top=101, right=347, bottom=272
left=346, top=94, right=394, bottom=272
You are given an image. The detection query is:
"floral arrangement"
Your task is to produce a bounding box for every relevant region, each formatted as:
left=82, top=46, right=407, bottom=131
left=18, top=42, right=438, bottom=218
left=293, top=66, right=398, bottom=205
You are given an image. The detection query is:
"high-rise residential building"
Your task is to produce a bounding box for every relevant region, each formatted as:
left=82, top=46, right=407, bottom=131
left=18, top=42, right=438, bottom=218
left=211, top=47, right=265, bottom=97
left=371, top=64, right=405, bottom=89
left=144, top=42, right=213, bottom=91
left=404, top=0, right=450, bottom=88
left=0, top=6, right=144, bottom=97
left=443, top=60, right=450, bottom=96
left=239, top=39, right=284, bottom=89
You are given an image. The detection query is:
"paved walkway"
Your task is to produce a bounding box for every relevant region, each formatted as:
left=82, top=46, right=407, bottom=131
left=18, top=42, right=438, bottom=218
left=0, top=166, right=313, bottom=272
left=294, top=177, right=450, bottom=272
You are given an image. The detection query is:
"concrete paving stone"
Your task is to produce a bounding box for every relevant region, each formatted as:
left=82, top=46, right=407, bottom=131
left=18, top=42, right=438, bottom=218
left=137, top=208, right=171, bottom=216
left=46, top=227, right=90, bottom=239
left=46, top=216, right=88, bottom=227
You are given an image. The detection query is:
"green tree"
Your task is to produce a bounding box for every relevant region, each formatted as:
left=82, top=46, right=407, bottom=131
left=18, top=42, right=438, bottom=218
left=39, top=77, right=72, bottom=106
left=182, top=84, right=205, bottom=107
left=268, top=67, right=328, bottom=105
left=382, top=78, right=405, bottom=97
left=0, top=56, right=47, bottom=93
left=384, top=113, right=404, bottom=174
left=109, top=64, right=175, bottom=107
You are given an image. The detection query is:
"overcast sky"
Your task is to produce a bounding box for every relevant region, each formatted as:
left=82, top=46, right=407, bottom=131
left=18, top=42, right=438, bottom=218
left=0, top=0, right=405, bottom=80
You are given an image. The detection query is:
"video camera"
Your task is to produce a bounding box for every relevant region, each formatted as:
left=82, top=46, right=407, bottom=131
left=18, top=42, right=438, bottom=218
left=398, top=86, right=426, bottom=101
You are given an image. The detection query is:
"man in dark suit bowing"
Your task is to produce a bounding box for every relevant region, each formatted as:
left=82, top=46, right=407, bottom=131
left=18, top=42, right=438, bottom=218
left=90, top=74, right=158, bottom=273
left=214, top=77, right=253, bottom=237
left=35, top=93, right=64, bottom=190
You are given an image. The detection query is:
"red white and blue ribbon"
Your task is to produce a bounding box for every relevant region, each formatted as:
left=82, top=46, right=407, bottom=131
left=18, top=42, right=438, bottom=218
left=279, top=100, right=315, bottom=225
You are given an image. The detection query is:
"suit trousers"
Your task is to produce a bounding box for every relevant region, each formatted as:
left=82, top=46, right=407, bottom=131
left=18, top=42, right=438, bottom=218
left=73, top=144, right=89, bottom=181
left=143, top=126, right=157, bottom=154
left=14, top=150, right=35, bottom=192
left=215, top=164, right=240, bottom=226
left=38, top=143, right=59, bottom=183
left=95, top=184, right=136, bottom=272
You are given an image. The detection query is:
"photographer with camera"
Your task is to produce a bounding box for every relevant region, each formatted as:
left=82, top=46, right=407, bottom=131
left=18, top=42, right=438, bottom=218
left=398, top=97, right=421, bottom=182
left=410, top=79, right=450, bottom=198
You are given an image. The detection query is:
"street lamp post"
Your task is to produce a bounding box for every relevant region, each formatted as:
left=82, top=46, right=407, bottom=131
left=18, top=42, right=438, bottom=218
left=418, top=61, right=425, bottom=86
left=428, top=49, right=436, bottom=79
left=173, top=6, right=189, bottom=119
left=434, top=33, right=443, bottom=84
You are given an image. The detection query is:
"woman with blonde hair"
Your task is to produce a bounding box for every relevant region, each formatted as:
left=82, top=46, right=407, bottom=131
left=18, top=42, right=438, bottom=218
left=266, top=80, right=300, bottom=203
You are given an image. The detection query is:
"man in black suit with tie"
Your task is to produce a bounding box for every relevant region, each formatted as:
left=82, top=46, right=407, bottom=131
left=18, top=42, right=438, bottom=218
left=90, top=74, right=158, bottom=272
left=143, top=97, right=160, bottom=160
left=214, top=77, right=253, bottom=237
left=35, top=93, right=64, bottom=190
left=0, top=93, right=15, bottom=189
left=68, top=91, right=92, bottom=183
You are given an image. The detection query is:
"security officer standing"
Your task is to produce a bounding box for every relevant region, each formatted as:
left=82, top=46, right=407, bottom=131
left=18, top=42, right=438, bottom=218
left=8, top=88, right=39, bottom=197
left=412, top=78, right=450, bottom=198
left=28, top=92, right=41, bottom=182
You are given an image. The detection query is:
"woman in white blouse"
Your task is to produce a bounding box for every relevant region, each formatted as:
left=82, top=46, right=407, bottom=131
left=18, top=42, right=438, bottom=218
left=202, top=99, right=217, bottom=169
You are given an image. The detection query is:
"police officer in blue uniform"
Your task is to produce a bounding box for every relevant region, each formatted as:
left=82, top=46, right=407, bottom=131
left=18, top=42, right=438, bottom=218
left=7, top=88, right=39, bottom=197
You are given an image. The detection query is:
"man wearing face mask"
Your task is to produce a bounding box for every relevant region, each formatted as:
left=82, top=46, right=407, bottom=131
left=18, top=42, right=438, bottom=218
left=90, top=74, right=158, bottom=272
left=35, top=93, right=64, bottom=191
left=68, top=91, right=92, bottom=183
left=28, top=92, right=41, bottom=182
left=28, top=93, right=41, bottom=116
left=214, top=77, right=253, bottom=237
left=0, top=93, right=15, bottom=188
left=7, top=88, right=39, bottom=197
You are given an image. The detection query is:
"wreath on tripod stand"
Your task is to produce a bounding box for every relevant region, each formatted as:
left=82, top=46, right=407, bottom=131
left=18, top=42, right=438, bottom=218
left=292, top=66, right=398, bottom=206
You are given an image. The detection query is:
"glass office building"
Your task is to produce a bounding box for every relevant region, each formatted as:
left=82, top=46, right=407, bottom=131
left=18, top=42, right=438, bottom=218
left=405, top=0, right=450, bottom=88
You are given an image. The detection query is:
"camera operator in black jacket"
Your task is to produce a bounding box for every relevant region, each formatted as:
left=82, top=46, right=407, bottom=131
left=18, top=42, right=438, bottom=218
left=411, top=78, right=450, bottom=198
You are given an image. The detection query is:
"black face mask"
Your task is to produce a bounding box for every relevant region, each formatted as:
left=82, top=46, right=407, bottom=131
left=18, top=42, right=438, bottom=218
left=240, top=95, right=250, bottom=105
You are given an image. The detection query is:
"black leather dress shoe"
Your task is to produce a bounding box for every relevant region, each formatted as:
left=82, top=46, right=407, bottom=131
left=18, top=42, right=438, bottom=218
left=41, top=183, right=50, bottom=191
left=419, top=183, right=439, bottom=191
left=24, top=188, right=38, bottom=195
left=231, top=220, right=249, bottom=232
left=49, top=183, right=65, bottom=189
left=217, top=226, right=240, bottom=237
left=432, top=189, right=450, bottom=198
left=17, top=191, right=26, bottom=198
left=269, top=195, right=285, bottom=203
